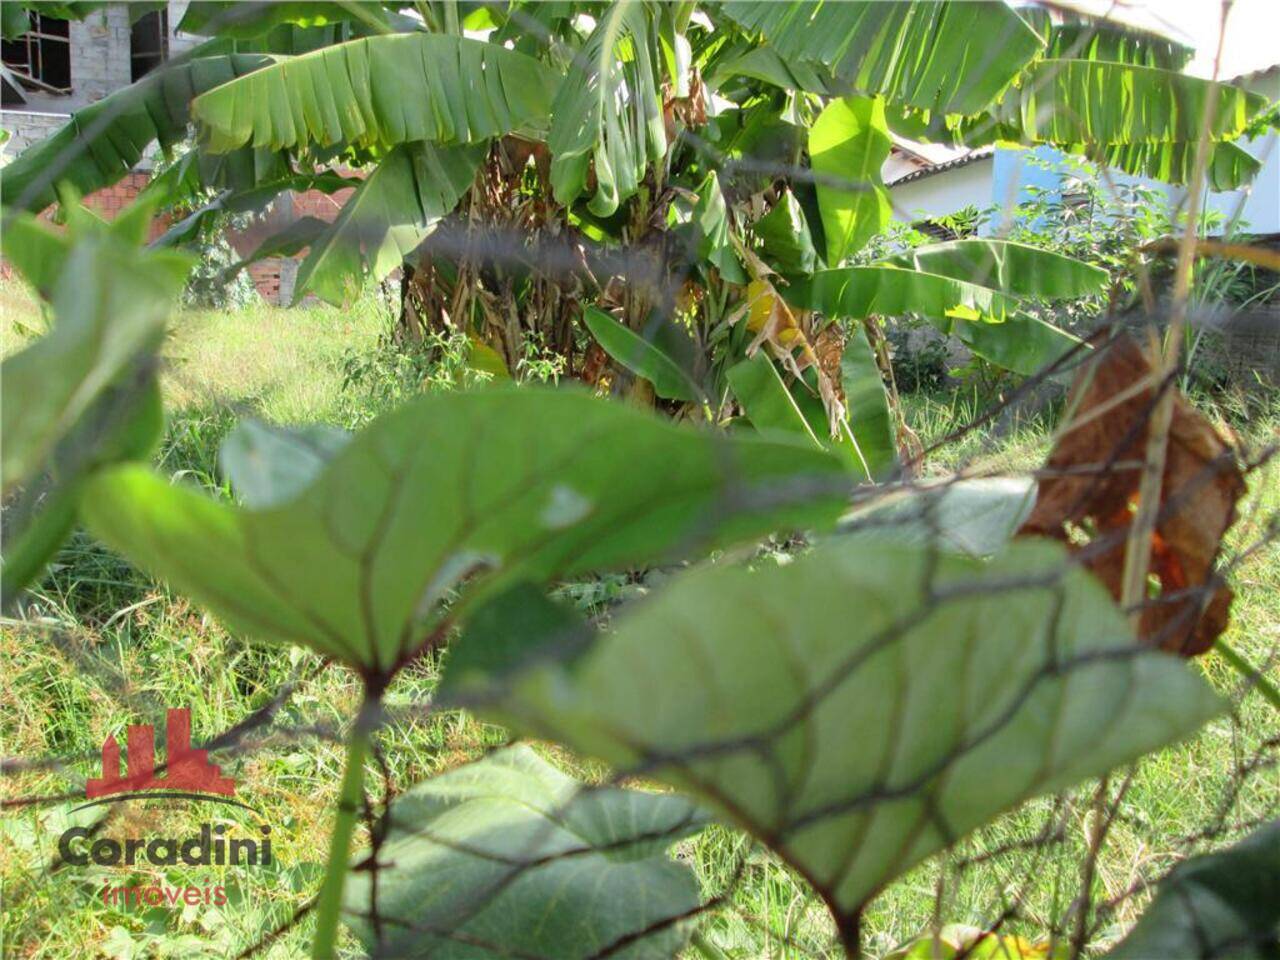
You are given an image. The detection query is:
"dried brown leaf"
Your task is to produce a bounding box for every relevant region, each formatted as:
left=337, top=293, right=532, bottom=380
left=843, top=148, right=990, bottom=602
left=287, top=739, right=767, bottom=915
left=1018, top=335, right=1245, bottom=655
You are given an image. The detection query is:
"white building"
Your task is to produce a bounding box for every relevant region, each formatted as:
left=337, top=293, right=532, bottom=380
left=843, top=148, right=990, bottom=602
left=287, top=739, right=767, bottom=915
left=885, top=65, right=1280, bottom=240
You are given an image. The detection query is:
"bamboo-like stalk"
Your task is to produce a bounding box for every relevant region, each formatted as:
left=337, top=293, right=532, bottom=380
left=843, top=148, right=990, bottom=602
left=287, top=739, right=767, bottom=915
left=1118, top=1, right=1235, bottom=620
left=310, top=696, right=379, bottom=959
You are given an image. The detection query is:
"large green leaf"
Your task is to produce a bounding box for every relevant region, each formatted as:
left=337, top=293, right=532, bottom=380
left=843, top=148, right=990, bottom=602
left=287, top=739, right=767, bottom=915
left=1, top=4, right=29, bottom=39
left=1038, top=18, right=1193, bottom=70
left=0, top=211, right=74, bottom=300
left=949, top=311, right=1084, bottom=378
left=1, top=236, right=189, bottom=494
left=1088, top=138, right=1263, bottom=193
left=191, top=35, right=556, bottom=154
left=2, top=372, right=164, bottom=605
left=343, top=745, right=705, bottom=958
left=721, top=1, right=1044, bottom=116
left=726, top=353, right=823, bottom=449
left=837, top=477, right=1036, bottom=558
left=0, top=225, right=186, bottom=603
left=441, top=581, right=593, bottom=698
left=81, top=389, right=847, bottom=674
left=727, top=352, right=891, bottom=483
left=841, top=322, right=896, bottom=480
left=3, top=198, right=163, bottom=298
left=176, top=1, right=389, bottom=38
left=463, top=534, right=1223, bottom=925
left=809, top=96, right=892, bottom=265
left=1011, top=60, right=1267, bottom=146
left=582, top=308, right=699, bottom=402
left=888, top=240, right=1108, bottom=301
left=547, top=0, right=667, bottom=216
left=294, top=141, right=484, bottom=306
left=880, top=51, right=1267, bottom=190
left=791, top=262, right=1083, bottom=378
left=789, top=266, right=1016, bottom=324
left=684, top=170, right=745, bottom=282
left=1109, top=820, right=1280, bottom=959
left=753, top=188, right=819, bottom=275
left=789, top=367, right=882, bottom=481
left=0, top=55, right=275, bottom=212
left=708, top=44, right=834, bottom=97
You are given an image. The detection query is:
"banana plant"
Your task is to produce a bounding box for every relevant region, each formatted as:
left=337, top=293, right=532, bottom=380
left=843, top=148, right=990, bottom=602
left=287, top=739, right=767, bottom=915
left=1, top=4, right=1270, bottom=956
left=3, top=0, right=1268, bottom=387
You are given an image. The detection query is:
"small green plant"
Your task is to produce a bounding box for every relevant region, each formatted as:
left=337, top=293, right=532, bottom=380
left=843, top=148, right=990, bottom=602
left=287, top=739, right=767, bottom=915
left=338, top=330, right=495, bottom=424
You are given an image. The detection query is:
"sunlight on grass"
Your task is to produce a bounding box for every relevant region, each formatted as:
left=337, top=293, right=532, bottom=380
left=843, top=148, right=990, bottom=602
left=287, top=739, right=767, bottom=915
left=1, top=277, right=46, bottom=356
left=163, top=298, right=387, bottom=424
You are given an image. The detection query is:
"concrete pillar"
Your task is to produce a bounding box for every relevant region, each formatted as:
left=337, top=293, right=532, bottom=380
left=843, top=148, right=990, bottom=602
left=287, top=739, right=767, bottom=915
left=68, top=3, right=132, bottom=103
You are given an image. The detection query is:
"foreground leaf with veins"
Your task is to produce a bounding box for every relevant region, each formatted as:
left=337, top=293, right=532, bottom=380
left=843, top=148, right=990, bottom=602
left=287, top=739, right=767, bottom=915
left=464, top=534, right=1222, bottom=928
left=343, top=745, right=705, bottom=958
left=82, top=389, right=847, bottom=675
left=1108, top=819, right=1280, bottom=959
left=1, top=236, right=190, bottom=494
left=0, top=218, right=189, bottom=602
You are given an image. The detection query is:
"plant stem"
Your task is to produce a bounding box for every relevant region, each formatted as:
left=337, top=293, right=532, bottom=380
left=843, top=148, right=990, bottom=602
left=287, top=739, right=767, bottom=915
left=1215, top=639, right=1280, bottom=710
left=1118, top=1, right=1231, bottom=620
left=335, top=0, right=393, bottom=34
left=311, top=696, right=378, bottom=959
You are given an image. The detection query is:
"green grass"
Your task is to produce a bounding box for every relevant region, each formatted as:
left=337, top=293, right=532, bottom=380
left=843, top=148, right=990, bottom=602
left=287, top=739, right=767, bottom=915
left=2, top=285, right=1278, bottom=958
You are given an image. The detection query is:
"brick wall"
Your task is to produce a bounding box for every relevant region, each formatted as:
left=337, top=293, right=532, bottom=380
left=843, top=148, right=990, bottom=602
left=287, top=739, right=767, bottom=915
left=223, top=176, right=362, bottom=305
left=82, top=173, right=169, bottom=238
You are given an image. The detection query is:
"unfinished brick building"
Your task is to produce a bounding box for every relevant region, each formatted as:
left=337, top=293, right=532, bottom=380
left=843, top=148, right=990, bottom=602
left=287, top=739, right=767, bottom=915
left=1, top=1, right=350, bottom=303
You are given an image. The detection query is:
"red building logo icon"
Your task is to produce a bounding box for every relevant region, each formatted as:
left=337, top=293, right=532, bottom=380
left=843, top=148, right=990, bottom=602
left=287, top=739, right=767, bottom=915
left=86, top=708, right=235, bottom=799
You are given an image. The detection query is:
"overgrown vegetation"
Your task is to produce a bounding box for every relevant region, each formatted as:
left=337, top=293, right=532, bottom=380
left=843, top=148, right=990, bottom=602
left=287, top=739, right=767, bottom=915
left=3, top=281, right=1277, bottom=958
left=2, top=2, right=1279, bottom=959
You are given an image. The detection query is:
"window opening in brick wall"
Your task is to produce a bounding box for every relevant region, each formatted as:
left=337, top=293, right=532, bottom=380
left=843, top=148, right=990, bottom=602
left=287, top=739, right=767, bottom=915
left=130, top=8, right=168, bottom=82
left=1, top=12, right=71, bottom=97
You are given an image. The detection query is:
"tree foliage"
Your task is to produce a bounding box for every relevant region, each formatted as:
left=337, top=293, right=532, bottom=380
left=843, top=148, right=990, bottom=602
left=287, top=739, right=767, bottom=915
left=1, top=2, right=1273, bottom=956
